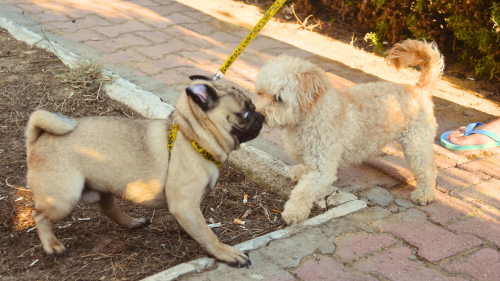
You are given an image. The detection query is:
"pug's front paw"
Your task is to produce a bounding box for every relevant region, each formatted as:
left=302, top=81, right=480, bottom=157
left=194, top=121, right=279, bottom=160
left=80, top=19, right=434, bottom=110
left=213, top=243, right=252, bottom=268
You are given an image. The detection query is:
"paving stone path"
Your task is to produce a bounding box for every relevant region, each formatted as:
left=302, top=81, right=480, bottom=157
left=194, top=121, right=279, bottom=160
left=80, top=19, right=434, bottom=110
left=2, top=0, right=500, bottom=280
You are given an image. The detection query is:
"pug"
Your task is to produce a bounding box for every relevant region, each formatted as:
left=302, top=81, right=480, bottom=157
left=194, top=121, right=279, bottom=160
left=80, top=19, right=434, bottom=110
left=25, top=76, right=263, bottom=267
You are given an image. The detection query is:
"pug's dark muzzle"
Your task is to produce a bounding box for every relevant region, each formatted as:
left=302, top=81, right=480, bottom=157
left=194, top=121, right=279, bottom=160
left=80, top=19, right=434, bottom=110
left=232, top=111, right=264, bottom=144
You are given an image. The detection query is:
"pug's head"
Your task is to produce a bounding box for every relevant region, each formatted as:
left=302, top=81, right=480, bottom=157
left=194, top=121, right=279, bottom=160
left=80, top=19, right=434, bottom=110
left=174, top=75, right=263, bottom=160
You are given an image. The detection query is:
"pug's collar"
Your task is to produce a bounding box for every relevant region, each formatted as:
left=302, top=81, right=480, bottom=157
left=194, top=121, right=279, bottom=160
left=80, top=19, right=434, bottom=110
left=168, top=123, right=222, bottom=170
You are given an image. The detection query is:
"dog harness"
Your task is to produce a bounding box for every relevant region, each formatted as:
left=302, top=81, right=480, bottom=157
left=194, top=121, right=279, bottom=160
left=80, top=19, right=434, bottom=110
left=168, top=123, right=222, bottom=170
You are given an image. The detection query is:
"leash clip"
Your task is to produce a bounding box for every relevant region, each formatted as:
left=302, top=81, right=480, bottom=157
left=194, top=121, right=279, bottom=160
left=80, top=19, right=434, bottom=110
left=213, top=68, right=224, bottom=80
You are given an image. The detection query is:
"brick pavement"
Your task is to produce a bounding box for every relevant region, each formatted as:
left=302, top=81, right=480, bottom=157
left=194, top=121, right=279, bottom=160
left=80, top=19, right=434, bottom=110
left=2, top=0, right=500, bottom=280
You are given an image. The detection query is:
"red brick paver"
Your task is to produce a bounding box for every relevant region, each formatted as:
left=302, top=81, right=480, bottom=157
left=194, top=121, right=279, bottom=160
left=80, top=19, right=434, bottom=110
left=135, top=40, right=198, bottom=59
left=452, top=178, right=500, bottom=209
left=104, top=50, right=147, bottom=64
left=93, top=21, right=152, bottom=38
left=448, top=207, right=500, bottom=247
left=353, top=246, right=468, bottom=281
left=435, top=167, right=490, bottom=193
left=373, top=209, right=483, bottom=262
left=335, top=233, right=397, bottom=262
left=364, top=152, right=415, bottom=183
left=442, top=248, right=500, bottom=281
left=49, top=15, right=112, bottom=33
left=28, top=11, right=70, bottom=23
left=86, top=33, right=151, bottom=53
left=336, top=164, right=400, bottom=193
left=63, top=29, right=101, bottom=42
left=152, top=55, right=195, bottom=70
left=134, top=31, right=172, bottom=43
left=263, top=271, right=296, bottom=281
left=153, top=70, right=189, bottom=86
left=293, top=256, right=378, bottom=281
left=417, top=191, right=478, bottom=224
left=458, top=154, right=500, bottom=178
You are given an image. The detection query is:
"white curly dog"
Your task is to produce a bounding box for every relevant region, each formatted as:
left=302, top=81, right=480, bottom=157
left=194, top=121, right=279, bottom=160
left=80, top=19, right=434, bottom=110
left=255, top=40, right=444, bottom=224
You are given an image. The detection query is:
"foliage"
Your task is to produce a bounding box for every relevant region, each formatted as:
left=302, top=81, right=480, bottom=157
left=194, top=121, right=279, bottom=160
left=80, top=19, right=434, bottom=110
left=365, top=32, right=385, bottom=54
left=293, top=0, right=500, bottom=79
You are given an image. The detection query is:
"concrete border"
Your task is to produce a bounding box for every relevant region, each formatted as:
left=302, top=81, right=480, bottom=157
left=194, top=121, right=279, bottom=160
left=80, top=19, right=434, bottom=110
left=0, top=17, right=367, bottom=280
left=143, top=200, right=367, bottom=281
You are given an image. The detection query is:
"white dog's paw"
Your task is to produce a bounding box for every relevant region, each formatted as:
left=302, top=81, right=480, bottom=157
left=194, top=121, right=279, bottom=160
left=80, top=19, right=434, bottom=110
left=410, top=188, right=435, bottom=206
left=290, top=164, right=306, bottom=182
left=281, top=200, right=311, bottom=225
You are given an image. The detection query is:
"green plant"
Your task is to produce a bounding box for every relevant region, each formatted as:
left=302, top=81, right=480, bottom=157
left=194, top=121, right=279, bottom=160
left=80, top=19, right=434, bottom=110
left=491, top=2, right=500, bottom=33
left=413, top=0, right=426, bottom=13
left=475, top=55, right=499, bottom=79
left=407, top=14, right=433, bottom=40
left=365, top=32, right=386, bottom=54
left=447, top=15, right=493, bottom=53
left=372, top=0, right=384, bottom=11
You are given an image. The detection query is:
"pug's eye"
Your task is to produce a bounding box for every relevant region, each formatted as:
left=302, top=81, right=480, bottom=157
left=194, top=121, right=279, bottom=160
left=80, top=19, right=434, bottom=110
left=275, top=96, right=282, bottom=102
left=241, top=111, right=250, bottom=120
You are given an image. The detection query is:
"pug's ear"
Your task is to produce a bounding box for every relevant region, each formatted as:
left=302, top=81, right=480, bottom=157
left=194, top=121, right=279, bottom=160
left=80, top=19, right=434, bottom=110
left=189, top=75, right=212, bottom=81
left=186, top=84, right=218, bottom=111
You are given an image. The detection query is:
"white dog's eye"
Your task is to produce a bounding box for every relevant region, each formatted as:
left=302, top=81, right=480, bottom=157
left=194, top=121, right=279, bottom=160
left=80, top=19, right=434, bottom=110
left=242, top=111, right=250, bottom=119
left=275, top=96, right=282, bottom=102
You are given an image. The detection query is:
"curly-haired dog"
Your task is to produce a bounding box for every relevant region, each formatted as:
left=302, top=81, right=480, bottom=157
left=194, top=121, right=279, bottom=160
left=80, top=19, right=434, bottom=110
left=255, top=40, right=444, bottom=224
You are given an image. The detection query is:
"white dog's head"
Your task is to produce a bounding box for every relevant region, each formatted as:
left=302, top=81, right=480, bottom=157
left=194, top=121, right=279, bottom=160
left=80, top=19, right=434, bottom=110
left=255, top=55, right=331, bottom=128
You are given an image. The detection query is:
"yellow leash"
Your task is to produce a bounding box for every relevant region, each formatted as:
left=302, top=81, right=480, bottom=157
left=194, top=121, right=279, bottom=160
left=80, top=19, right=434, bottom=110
left=213, top=0, right=287, bottom=80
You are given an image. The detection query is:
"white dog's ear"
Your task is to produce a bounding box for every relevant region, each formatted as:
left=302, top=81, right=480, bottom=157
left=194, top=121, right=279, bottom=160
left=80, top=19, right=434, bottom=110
left=296, top=70, right=329, bottom=112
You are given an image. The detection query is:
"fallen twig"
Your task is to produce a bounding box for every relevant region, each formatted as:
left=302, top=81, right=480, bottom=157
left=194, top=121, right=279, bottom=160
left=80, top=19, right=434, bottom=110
left=17, top=244, right=41, bottom=258
left=4, top=177, right=32, bottom=192
left=258, top=201, right=274, bottom=224
left=291, top=4, right=319, bottom=31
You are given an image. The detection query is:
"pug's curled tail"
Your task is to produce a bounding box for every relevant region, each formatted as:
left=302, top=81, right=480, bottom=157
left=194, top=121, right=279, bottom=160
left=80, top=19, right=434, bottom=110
left=26, top=110, right=77, bottom=147
left=385, top=39, right=444, bottom=90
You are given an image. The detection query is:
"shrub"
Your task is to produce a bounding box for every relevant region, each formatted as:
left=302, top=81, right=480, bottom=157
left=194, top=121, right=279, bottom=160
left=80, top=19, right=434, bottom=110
left=293, top=0, right=500, bottom=79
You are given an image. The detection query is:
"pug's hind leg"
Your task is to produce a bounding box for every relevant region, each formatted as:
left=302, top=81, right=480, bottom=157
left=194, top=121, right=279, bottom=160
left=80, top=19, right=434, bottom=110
left=32, top=211, right=68, bottom=258
left=30, top=171, right=84, bottom=257
left=97, top=193, right=150, bottom=229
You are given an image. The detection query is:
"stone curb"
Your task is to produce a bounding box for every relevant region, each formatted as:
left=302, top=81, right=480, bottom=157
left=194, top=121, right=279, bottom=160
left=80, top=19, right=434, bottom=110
left=143, top=200, right=367, bottom=281
left=0, top=17, right=367, bottom=281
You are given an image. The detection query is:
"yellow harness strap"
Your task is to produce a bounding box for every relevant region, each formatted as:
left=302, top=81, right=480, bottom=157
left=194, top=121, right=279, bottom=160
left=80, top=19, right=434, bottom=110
left=213, top=0, right=287, bottom=79
left=167, top=123, right=178, bottom=160
left=168, top=123, right=222, bottom=170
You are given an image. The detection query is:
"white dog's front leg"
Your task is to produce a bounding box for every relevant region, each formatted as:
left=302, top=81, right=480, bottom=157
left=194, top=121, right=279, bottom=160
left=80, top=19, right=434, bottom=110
left=282, top=171, right=336, bottom=225
left=289, top=164, right=306, bottom=182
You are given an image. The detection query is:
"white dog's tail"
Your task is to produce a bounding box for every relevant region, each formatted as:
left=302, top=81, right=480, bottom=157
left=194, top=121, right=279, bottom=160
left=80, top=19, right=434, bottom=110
left=386, top=40, right=444, bottom=89
left=26, top=110, right=77, bottom=147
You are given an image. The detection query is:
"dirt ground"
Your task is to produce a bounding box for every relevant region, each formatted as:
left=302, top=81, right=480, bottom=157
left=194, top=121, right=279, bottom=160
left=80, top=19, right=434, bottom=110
left=0, top=28, right=324, bottom=280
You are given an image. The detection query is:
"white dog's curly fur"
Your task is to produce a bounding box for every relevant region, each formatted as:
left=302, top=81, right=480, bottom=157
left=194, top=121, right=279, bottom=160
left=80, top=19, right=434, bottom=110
left=255, top=40, right=444, bottom=224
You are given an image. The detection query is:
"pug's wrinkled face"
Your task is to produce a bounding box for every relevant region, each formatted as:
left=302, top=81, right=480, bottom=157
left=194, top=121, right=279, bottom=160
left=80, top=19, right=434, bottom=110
left=184, top=75, right=263, bottom=149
